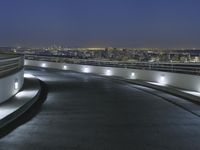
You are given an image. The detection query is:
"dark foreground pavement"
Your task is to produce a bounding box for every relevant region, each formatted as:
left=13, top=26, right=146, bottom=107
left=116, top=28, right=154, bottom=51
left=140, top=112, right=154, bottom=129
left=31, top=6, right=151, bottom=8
left=1, top=68, right=200, bottom=150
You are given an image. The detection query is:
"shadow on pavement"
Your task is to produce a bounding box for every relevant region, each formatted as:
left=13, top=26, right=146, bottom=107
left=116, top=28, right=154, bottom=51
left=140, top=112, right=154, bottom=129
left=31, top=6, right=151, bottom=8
left=0, top=80, right=48, bottom=138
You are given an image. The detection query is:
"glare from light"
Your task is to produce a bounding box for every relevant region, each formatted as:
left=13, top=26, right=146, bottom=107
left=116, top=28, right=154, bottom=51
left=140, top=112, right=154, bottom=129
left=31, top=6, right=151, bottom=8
left=42, top=63, right=46, bottom=67
left=15, top=90, right=37, bottom=98
left=24, top=73, right=35, bottom=78
left=0, top=107, right=14, bottom=119
left=63, top=65, right=68, bottom=70
left=15, top=91, right=27, bottom=98
left=14, top=80, right=19, bottom=90
left=130, top=72, right=135, bottom=79
left=83, top=67, right=90, bottom=73
left=105, top=69, right=112, bottom=76
left=160, top=75, right=165, bottom=83
left=181, top=90, right=200, bottom=97
left=147, top=82, right=166, bottom=87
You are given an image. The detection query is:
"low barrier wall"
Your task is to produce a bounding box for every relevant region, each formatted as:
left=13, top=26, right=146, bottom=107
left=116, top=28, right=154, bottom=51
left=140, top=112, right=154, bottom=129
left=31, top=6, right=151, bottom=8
left=25, top=60, right=200, bottom=93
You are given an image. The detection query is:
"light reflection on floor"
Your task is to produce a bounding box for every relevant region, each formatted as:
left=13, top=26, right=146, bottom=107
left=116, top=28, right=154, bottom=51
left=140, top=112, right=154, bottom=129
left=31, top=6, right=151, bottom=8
left=147, top=81, right=167, bottom=87
left=0, top=76, right=38, bottom=120
left=181, top=90, right=200, bottom=97
left=147, top=81, right=200, bottom=97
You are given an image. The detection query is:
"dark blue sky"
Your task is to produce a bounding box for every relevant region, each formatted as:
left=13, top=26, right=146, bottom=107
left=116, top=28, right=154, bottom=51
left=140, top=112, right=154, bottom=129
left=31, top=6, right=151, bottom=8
left=0, top=0, right=200, bottom=48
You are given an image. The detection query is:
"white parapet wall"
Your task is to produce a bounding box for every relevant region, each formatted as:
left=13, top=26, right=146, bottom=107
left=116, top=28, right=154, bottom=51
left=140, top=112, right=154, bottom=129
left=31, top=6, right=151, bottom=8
left=0, top=69, right=24, bottom=103
left=25, top=60, right=200, bottom=92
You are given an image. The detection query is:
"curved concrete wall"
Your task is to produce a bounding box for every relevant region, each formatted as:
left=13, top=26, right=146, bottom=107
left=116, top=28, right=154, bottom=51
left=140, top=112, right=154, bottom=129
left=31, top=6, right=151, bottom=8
left=25, top=60, right=200, bottom=92
left=0, top=69, right=24, bottom=103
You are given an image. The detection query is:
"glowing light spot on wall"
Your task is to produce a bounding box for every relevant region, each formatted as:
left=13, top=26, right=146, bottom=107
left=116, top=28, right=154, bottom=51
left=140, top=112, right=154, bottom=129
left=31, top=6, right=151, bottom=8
left=63, top=65, right=67, bottom=70
left=105, top=69, right=112, bottom=76
left=14, top=80, right=19, bottom=90
left=42, top=63, right=46, bottom=67
left=83, top=67, right=90, bottom=73
left=131, top=72, right=135, bottom=79
left=160, top=75, right=166, bottom=84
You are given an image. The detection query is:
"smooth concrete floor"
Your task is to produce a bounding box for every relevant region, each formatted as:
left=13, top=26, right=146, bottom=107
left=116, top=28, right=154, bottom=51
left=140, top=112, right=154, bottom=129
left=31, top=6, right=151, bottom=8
left=1, top=68, right=200, bottom=150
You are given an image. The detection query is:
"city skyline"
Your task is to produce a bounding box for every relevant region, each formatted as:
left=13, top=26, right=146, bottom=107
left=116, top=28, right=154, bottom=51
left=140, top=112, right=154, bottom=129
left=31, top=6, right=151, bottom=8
left=0, top=0, right=200, bottom=48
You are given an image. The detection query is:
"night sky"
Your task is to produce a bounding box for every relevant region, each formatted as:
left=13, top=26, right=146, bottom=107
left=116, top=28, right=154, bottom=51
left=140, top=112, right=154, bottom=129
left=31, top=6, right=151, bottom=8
left=0, top=0, right=200, bottom=48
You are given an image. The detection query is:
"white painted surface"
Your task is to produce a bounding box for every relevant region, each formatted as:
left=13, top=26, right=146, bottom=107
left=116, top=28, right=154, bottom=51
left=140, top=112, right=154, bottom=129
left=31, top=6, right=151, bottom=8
left=25, top=60, right=200, bottom=92
left=0, top=69, right=24, bottom=103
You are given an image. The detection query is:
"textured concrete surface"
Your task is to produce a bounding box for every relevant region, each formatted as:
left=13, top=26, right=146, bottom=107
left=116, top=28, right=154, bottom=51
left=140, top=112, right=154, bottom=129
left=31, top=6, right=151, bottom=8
left=1, top=68, right=200, bottom=150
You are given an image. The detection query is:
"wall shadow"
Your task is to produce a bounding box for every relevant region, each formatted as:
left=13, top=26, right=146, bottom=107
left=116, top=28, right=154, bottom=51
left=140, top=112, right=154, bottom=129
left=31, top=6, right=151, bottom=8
left=0, top=80, right=48, bottom=138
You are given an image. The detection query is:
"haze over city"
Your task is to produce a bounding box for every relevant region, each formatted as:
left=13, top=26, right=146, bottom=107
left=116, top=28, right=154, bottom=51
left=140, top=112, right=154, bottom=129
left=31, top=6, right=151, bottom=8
left=0, top=0, right=200, bottom=48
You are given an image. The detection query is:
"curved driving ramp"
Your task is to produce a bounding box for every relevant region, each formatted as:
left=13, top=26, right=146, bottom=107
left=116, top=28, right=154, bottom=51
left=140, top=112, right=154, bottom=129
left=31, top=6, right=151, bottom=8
left=0, top=75, right=41, bottom=129
left=1, top=68, right=200, bottom=150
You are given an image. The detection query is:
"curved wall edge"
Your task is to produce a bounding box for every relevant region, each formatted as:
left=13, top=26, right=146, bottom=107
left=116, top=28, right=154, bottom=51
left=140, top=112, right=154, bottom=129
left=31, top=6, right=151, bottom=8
left=0, top=69, right=24, bottom=103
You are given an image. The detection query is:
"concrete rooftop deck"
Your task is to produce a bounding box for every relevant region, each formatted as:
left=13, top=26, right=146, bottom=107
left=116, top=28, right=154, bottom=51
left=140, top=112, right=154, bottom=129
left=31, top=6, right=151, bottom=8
left=1, top=68, right=200, bottom=149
